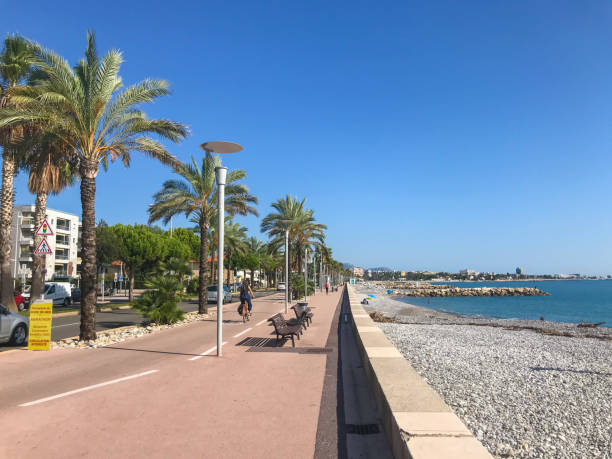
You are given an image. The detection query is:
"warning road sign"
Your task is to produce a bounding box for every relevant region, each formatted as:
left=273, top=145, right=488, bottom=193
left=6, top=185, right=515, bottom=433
left=35, top=218, right=54, bottom=237
left=34, top=238, right=53, bottom=255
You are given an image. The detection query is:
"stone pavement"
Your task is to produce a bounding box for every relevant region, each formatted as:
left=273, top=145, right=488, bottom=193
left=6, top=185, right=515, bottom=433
left=0, top=290, right=351, bottom=458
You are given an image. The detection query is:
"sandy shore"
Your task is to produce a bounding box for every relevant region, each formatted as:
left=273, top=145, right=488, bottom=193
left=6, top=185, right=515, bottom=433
left=354, top=286, right=612, bottom=458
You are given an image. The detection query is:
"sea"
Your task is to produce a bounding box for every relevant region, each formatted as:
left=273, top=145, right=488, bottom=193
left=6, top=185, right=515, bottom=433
left=396, top=280, right=612, bottom=327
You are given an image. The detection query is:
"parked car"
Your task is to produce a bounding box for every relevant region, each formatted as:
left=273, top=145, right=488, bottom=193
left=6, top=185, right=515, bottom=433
left=14, top=292, right=26, bottom=312
left=71, top=288, right=81, bottom=302
left=206, top=285, right=233, bottom=304
left=0, top=304, right=28, bottom=345
left=43, top=282, right=72, bottom=306
left=277, top=282, right=286, bottom=291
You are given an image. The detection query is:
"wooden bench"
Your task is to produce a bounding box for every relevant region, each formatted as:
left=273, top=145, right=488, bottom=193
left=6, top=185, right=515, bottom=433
left=268, top=314, right=302, bottom=347
left=291, top=304, right=313, bottom=327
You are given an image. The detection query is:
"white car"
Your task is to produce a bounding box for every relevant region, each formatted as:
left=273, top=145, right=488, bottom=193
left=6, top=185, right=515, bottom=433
left=207, top=285, right=233, bottom=304
left=277, top=282, right=286, bottom=291
left=0, top=304, right=29, bottom=346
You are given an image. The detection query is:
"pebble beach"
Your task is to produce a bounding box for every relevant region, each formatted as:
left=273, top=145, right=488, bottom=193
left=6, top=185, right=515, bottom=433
left=356, top=287, right=612, bottom=458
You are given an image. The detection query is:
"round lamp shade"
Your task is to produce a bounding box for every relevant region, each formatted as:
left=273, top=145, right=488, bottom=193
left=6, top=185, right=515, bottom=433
left=200, top=141, right=243, bottom=154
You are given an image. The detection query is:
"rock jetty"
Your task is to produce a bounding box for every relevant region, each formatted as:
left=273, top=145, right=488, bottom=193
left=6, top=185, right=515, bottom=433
left=370, top=281, right=550, bottom=297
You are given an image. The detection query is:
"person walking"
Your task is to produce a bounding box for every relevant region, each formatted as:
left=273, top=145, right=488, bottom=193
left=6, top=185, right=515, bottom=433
left=325, top=280, right=330, bottom=295
left=240, top=279, right=254, bottom=319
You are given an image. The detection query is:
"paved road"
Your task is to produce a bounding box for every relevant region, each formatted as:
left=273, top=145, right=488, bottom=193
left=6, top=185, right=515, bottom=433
left=0, top=291, right=341, bottom=458
left=1, top=291, right=278, bottom=351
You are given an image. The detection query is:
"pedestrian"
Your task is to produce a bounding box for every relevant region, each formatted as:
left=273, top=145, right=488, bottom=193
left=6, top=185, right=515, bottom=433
left=240, top=279, right=254, bottom=319
left=325, top=280, right=330, bottom=295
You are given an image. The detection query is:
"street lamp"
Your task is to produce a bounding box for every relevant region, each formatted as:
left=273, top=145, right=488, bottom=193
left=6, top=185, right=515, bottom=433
left=304, top=248, right=309, bottom=301
left=202, top=140, right=243, bottom=357
left=285, top=228, right=289, bottom=313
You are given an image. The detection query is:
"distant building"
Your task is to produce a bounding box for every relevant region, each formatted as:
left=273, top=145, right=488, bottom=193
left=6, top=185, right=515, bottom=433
left=352, top=267, right=365, bottom=277
left=459, top=269, right=477, bottom=277
left=11, top=206, right=80, bottom=283
left=516, top=267, right=523, bottom=275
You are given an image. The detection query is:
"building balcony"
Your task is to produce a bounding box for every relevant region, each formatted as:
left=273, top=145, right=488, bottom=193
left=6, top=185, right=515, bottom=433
left=55, top=255, right=69, bottom=261
left=56, top=225, right=71, bottom=233
left=20, top=255, right=33, bottom=262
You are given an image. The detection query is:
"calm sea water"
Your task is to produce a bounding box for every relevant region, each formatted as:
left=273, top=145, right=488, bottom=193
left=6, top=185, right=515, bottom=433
left=397, top=280, right=612, bottom=327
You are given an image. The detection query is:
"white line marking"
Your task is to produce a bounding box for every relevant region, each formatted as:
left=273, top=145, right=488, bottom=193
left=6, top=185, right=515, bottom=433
left=256, top=319, right=268, bottom=326
left=233, top=327, right=252, bottom=338
left=19, top=370, right=159, bottom=407
left=188, top=342, right=227, bottom=361
left=52, top=322, right=81, bottom=328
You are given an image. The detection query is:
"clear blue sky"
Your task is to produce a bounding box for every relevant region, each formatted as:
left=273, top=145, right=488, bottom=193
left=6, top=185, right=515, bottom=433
left=6, top=1, right=612, bottom=275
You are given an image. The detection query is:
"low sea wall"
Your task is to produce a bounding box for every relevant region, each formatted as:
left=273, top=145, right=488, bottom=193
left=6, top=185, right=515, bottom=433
left=346, top=285, right=492, bottom=459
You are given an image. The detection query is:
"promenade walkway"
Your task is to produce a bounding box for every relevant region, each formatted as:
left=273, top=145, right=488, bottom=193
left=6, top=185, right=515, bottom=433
left=0, top=288, right=389, bottom=458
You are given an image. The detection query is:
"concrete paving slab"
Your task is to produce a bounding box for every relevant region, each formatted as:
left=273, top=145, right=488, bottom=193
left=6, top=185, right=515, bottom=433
left=395, top=412, right=472, bottom=436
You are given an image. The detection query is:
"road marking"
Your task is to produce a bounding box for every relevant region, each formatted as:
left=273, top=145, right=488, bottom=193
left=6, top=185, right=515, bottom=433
left=188, top=342, right=227, bottom=361
left=256, top=319, right=268, bottom=326
left=19, top=370, right=159, bottom=407
left=233, top=327, right=252, bottom=338
left=51, top=322, right=81, bottom=328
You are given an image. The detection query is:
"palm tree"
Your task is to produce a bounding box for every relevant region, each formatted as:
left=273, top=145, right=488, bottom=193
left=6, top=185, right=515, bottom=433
left=261, top=195, right=327, bottom=296
left=245, top=236, right=264, bottom=287
left=223, top=220, right=247, bottom=287
left=0, top=35, right=32, bottom=311
left=0, top=33, right=189, bottom=339
left=148, top=153, right=258, bottom=313
left=26, top=137, right=76, bottom=303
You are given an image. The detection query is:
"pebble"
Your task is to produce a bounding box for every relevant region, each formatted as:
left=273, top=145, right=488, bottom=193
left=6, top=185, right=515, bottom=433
left=378, top=322, right=612, bottom=458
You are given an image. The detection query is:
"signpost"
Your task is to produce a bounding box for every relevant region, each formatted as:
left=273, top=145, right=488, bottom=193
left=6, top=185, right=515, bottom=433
left=34, top=238, right=53, bottom=256
left=35, top=218, right=54, bottom=237
left=27, top=300, right=53, bottom=351
left=34, top=220, right=53, bottom=285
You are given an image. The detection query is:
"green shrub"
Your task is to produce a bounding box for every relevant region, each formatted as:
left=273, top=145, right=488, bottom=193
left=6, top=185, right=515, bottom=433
left=186, top=277, right=199, bottom=295
left=291, top=273, right=314, bottom=300
left=132, top=276, right=185, bottom=324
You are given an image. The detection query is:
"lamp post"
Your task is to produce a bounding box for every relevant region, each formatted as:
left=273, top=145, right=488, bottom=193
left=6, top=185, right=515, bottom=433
left=304, top=248, right=308, bottom=301
left=285, top=228, right=289, bottom=313
left=202, top=140, right=243, bottom=357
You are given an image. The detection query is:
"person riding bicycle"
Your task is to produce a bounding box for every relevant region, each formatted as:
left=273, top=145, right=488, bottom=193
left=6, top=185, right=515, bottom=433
left=240, top=279, right=254, bottom=320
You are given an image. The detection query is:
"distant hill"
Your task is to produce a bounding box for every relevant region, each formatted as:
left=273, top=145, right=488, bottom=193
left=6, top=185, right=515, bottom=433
left=342, top=262, right=354, bottom=269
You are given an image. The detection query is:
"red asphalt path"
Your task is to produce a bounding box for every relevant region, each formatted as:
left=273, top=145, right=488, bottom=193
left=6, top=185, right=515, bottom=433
left=0, top=290, right=342, bottom=459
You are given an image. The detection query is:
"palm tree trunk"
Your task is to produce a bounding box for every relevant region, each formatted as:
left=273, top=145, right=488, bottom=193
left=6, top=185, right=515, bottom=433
left=297, top=242, right=303, bottom=275
left=226, top=252, right=231, bottom=289
left=129, top=272, right=135, bottom=303
left=30, top=191, right=48, bottom=303
left=0, top=152, right=17, bottom=311
left=79, top=161, right=98, bottom=341
left=198, top=217, right=209, bottom=314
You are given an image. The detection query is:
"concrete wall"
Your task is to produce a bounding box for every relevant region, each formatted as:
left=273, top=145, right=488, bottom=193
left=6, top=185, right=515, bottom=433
left=346, top=285, right=492, bottom=459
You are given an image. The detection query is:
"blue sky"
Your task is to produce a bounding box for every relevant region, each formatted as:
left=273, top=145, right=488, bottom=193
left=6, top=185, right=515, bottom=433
left=5, top=1, right=612, bottom=275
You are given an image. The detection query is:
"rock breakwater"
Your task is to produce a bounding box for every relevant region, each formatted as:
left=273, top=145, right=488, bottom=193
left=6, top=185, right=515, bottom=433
left=397, top=285, right=549, bottom=297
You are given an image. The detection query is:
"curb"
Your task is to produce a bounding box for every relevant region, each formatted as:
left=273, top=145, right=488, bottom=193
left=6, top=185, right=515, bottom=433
left=346, top=285, right=492, bottom=459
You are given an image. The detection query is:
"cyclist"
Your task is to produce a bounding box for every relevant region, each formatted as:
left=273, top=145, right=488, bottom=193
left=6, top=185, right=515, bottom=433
left=240, top=279, right=254, bottom=320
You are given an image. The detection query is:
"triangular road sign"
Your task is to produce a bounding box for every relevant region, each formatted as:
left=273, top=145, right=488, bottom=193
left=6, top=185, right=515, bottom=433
left=34, top=238, right=53, bottom=255
left=35, top=218, right=54, bottom=237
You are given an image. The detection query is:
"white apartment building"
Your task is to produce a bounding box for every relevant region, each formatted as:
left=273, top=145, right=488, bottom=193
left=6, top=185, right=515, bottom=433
left=10, top=206, right=80, bottom=283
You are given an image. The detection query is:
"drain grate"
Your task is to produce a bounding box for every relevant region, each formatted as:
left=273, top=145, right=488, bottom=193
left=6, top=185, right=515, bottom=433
left=346, top=424, right=380, bottom=435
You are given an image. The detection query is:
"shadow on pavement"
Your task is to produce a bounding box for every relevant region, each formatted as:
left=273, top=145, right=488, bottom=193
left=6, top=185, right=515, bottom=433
left=101, top=346, right=202, bottom=357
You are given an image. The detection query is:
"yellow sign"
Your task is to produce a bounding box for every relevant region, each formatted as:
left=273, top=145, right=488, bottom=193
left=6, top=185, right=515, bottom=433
left=28, top=301, right=53, bottom=351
